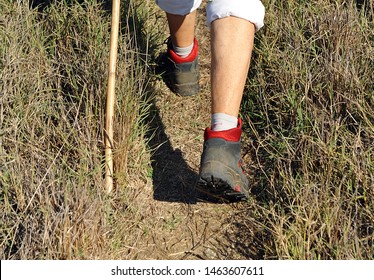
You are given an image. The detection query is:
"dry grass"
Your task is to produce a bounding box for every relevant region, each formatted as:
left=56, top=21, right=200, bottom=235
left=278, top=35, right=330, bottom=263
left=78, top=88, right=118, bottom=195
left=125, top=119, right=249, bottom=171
left=241, top=0, right=373, bottom=259
left=0, top=0, right=152, bottom=259
left=0, top=0, right=373, bottom=260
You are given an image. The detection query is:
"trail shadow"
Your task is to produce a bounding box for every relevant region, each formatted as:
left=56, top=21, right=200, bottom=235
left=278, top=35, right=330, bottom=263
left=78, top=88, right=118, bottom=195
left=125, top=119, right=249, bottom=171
left=121, top=0, right=199, bottom=203
left=145, top=100, right=199, bottom=203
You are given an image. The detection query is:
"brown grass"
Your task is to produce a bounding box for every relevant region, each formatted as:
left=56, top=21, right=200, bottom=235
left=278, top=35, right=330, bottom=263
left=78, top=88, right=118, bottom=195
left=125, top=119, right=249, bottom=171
left=0, top=0, right=373, bottom=260
left=0, top=0, right=152, bottom=259
left=241, top=0, right=373, bottom=259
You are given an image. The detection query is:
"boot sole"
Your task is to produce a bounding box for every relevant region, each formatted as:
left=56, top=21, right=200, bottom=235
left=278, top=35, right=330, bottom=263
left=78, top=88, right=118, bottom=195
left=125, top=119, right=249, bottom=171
left=196, top=176, right=249, bottom=203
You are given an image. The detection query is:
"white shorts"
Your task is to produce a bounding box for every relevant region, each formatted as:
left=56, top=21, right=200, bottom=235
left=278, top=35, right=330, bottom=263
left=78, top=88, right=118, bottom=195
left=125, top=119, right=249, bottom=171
left=155, top=0, right=265, bottom=31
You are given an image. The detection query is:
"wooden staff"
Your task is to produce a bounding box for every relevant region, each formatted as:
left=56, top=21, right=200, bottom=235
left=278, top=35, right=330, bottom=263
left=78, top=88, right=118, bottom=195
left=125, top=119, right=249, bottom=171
left=105, top=0, right=121, bottom=193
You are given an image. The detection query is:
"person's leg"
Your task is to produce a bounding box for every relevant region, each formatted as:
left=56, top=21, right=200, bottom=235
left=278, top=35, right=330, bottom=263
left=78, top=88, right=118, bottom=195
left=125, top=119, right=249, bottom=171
left=198, top=19, right=255, bottom=201
left=155, top=0, right=201, bottom=96
left=166, top=11, right=196, bottom=49
left=198, top=0, right=265, bottom=202
left=210, top=17, right=255, bottom=118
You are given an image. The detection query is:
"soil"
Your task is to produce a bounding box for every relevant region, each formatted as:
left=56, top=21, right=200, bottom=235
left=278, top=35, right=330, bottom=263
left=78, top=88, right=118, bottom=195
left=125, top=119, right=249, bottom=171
left=123, top=5, right=265, bottom=260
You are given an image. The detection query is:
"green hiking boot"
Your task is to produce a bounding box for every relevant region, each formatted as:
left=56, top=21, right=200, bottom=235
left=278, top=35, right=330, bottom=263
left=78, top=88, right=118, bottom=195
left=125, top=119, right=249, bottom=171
left=162, top=38, right=200, bottom=96
left=197, top=118, right=250, bottom=203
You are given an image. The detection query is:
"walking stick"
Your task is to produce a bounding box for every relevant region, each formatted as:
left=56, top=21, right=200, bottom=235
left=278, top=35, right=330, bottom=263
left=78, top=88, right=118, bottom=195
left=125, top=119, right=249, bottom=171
left=105, top=0, right=121, bottom=193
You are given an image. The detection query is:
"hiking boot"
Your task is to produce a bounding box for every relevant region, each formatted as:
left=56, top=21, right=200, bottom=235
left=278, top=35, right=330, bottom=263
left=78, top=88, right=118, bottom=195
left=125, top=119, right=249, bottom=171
left=161, top=38, right=200, bottom=96
left=197, top=118, right=250, bottom=203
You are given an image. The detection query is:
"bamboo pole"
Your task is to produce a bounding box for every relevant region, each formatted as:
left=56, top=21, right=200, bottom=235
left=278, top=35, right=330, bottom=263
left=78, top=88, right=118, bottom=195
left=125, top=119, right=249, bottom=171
left=105, top=0, right=121, bottom=193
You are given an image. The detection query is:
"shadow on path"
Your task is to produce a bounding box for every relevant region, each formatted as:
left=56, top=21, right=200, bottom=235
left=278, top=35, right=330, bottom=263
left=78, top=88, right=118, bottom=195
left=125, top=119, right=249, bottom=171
left=146, top=101, right=199, bottom=203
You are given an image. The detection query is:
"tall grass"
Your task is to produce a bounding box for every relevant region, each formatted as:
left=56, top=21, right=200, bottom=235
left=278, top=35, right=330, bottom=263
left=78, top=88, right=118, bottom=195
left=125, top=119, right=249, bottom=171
left=242, top=0, right=373, bottom=259
left=0, top=0, right=152, bottom=259
left=0, top=0, right=373, bottom=260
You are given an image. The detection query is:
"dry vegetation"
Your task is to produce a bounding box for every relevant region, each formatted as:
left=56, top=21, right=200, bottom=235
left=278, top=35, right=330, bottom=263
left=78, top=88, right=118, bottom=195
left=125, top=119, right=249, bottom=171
left=1, top=0, right=153, bottom=259
left=0, top=0, right=373, bottom=259
left=241, top=0, right=373, bottom=259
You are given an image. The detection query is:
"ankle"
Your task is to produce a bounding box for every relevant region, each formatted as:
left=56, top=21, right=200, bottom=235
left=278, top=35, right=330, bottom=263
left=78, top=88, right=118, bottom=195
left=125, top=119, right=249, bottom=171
left=205, top=118, right=242, bottom=142
left=172, top=41, right=194, bottom=58
left=168, top=38, right=198, bottom=63
left=211, top=113, right=238, bottom=131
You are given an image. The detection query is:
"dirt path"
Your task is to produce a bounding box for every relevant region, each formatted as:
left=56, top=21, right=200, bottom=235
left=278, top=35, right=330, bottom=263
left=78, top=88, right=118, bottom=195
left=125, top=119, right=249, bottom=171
left=123, top=4, right=262, bottom=260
